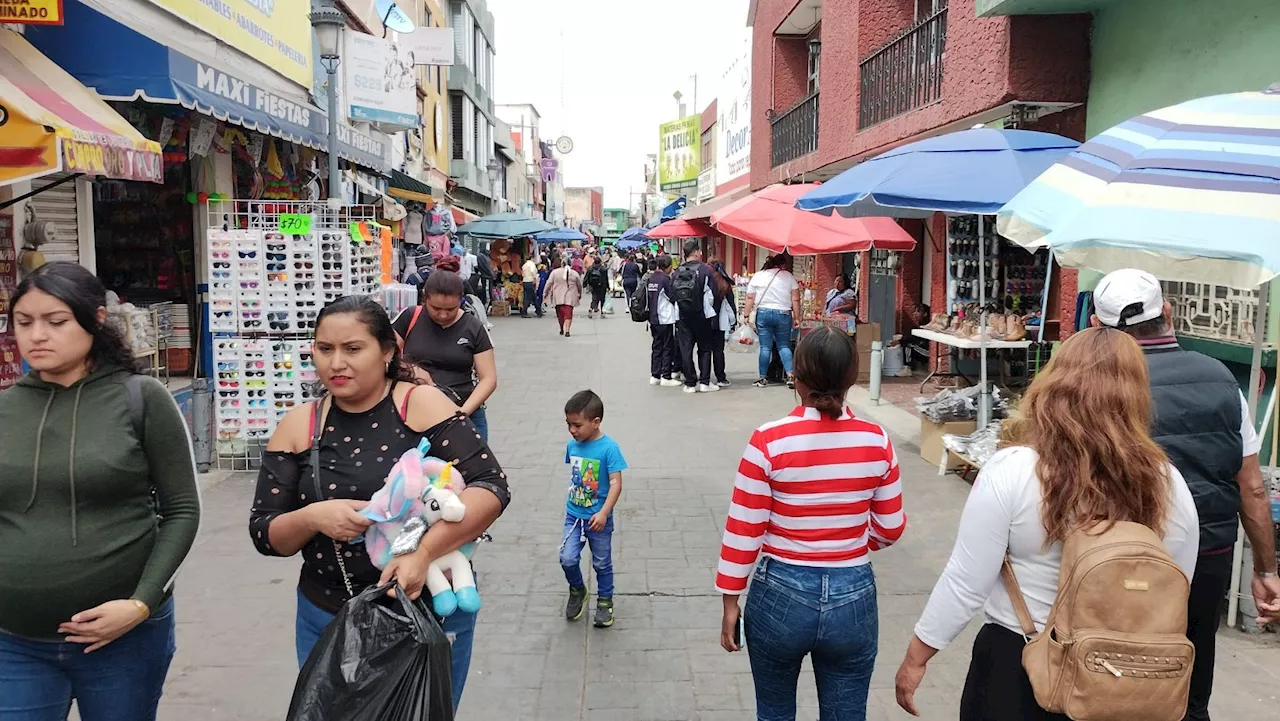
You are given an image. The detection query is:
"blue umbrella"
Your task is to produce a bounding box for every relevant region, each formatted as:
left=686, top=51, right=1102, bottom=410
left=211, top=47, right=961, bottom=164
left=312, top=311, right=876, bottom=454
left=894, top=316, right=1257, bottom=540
left=619, top=227, right=650, bottom=243
left=534, top=227, right=588, bottom=243
left=795, top=127, right=1080, bottom=426
left=457, top=212, right=555, bottom=238
left=795, top=128, right=1079, bottom=216
left=616, top=238, right=645, bottom=250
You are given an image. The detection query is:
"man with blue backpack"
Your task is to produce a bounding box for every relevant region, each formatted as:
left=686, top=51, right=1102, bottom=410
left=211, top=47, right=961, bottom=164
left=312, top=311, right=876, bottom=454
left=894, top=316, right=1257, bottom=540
left=670, top=240, right=719, bottom=394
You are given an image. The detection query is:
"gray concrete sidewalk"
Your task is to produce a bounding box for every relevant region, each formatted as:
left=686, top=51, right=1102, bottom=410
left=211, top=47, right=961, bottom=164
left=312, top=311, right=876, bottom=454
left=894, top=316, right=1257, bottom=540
left=158, top=309, right=1280, bottom=720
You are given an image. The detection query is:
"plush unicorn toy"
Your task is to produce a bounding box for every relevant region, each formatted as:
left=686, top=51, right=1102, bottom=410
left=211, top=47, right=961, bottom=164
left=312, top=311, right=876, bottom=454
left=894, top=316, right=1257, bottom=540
left=361, top=437, right=481, bottom=617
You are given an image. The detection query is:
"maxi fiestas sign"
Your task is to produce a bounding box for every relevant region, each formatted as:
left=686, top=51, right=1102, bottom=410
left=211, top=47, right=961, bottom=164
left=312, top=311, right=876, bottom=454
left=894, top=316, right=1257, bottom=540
left=173, top=52, right=390, bottom=172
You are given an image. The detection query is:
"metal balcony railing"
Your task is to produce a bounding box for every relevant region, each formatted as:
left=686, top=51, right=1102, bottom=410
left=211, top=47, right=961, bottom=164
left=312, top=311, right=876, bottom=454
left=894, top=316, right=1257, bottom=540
left=859, top=8, right=947, bottom=128
left=770, top=92, right=819, bottom=167
left=1162, top=281, right=1265, bottom=345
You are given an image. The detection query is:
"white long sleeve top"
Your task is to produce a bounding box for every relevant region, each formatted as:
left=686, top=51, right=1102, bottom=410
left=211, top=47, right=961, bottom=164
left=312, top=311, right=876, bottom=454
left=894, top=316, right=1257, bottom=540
left=913, top=446, right=1199, bottom=651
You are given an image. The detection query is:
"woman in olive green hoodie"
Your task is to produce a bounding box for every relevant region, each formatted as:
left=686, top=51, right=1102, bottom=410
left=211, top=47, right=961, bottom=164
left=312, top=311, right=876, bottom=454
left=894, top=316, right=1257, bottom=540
left=0, top=263, right=201, bottom=721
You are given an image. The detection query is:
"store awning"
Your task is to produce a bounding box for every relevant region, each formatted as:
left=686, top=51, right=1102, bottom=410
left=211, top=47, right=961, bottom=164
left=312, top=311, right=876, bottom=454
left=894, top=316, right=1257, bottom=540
left=388, top=170, right=434, bottom=204
left=680, top=186, right=752, bottom=220
left=0, top=28, right=161, bottom=187
left=25, top=1, right=391, bottom=174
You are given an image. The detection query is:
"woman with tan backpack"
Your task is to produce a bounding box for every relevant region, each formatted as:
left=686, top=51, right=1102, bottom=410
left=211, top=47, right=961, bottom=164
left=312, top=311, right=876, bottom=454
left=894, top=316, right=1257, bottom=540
left=894, top=327, right=1201, bottom=721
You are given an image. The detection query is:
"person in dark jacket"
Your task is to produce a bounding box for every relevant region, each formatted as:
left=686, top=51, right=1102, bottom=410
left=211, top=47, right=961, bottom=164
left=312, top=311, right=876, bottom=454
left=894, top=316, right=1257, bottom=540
left=473, top=249, right=496, bottom=309
left=621, top=254, right=642, bottom=308
left=647, top=255, right=680, bottom=387
left=672, top=240, right=718, bottom=393
left=1091, top=268, right=1280, bottom=721
left=0, top=262, right=201, bottom=721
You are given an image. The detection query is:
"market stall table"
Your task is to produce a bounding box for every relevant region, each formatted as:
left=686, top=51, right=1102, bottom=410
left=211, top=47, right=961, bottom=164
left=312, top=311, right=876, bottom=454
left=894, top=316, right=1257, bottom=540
left=912, top=327, right=1032, bottom=392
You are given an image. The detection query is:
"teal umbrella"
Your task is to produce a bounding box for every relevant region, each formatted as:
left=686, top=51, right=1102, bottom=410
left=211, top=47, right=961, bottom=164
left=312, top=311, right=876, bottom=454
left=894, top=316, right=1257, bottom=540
left=457, top=212, right=555, bottom=238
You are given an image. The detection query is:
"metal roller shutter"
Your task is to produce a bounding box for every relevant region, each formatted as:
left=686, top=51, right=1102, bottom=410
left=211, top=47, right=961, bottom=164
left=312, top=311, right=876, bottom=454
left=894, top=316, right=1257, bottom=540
left=27, top=172, right=81, bottom=264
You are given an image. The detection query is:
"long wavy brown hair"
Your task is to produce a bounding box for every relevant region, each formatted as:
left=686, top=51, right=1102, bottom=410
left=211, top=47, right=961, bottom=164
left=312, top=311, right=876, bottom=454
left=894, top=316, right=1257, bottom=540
left=1001, top=327, right=1171, bottom=544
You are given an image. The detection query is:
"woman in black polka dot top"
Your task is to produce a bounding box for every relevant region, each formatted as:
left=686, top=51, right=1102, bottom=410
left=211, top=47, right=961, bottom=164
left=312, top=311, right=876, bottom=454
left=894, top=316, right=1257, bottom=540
left=247, top=296, right=509, bottom=711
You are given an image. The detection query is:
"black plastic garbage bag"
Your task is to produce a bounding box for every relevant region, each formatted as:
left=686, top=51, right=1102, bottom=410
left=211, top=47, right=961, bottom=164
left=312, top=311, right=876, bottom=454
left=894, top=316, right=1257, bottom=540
left=287, top=583, right=454, bottom=721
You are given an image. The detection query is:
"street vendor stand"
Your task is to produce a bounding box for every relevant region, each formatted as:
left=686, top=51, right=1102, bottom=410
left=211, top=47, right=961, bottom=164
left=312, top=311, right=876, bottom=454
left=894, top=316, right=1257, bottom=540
left=796, top=128, right=1080, bottom=426
left=998, top=86, right=1280, bottom=630
left=911, top=327, right=1033, bottom=391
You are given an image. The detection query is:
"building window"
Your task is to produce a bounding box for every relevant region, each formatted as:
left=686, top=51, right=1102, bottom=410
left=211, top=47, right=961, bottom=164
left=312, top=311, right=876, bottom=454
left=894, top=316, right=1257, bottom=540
left=807, top=38, right=821, bottom=95
left=451, top=92, right=465, bottom=161
left=702, top=134, right=713, bottom=170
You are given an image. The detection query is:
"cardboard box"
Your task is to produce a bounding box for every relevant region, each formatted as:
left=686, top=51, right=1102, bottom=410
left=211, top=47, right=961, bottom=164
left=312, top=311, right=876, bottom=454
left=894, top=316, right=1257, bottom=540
left=920, top=418, right=978, bottom=470
left=855, top=322, right=881, bottom=352
left=856, top=349, right=871, bottom=384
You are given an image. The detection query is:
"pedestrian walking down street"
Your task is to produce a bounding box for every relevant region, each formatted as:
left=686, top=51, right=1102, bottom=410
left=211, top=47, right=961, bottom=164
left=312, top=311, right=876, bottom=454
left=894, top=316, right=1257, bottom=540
left=560, top=390, right=628, bottom=628
left=896, top=328, right=1200, bottom=721
left=743, top=253, right=801, bottom=389
left=520, top=255, right=540, bottom=318
left=585, top=259, right=609, bottom=319
left=0, top=263, right=201, bottom=721
left=621, top=253, right=642, bottom=309
left=248, top=296, right=510, bottom=714
left=646, top=255, right=681, bottom=387
left=393, top=268, right=497, bottom=440
left=672, top=239, right=719, bottom=394
left=708, top=258, right=735, bottom=387
left=536, top=262, right=550, bottom=316
left=544, top=256, right=583, bottom=338
left=1089, top=270, right=1280, bottom=720
left=717, top=326, right=905, bottom=720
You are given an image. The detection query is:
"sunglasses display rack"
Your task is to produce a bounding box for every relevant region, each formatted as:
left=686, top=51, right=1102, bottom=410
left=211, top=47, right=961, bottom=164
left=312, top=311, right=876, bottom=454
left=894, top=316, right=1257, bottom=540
left=206, top=201, right=379, bottom=468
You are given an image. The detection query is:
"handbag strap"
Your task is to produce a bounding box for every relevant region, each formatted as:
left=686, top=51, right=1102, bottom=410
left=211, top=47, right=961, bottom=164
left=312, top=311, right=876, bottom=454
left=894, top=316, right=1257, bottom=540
left=1000, top=554, right=1038, bottom=638
left=753, top=269, right=781, bottom=320
left=308, top=396, right=356, bottom=598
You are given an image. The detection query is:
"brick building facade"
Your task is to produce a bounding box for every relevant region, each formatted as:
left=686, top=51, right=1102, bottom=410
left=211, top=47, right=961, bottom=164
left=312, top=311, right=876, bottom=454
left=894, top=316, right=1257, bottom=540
left=747, top=0, right=1091, bottom=367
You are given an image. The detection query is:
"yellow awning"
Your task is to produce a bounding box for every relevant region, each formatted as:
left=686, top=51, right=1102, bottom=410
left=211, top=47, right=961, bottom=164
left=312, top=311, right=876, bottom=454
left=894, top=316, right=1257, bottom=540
left=0, top=29, right=162, bottom=187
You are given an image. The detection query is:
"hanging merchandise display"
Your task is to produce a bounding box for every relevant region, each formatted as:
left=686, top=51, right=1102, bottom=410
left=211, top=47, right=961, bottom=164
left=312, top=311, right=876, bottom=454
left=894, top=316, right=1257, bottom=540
left=0, top=214, right=20, bottom=390
left=207, top=200, right=379, bottom=462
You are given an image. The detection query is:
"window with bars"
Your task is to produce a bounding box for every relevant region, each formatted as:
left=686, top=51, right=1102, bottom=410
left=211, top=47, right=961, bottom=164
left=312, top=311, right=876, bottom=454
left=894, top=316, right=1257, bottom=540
left=807, top=39, right=821, bottom=95
left=451, top=92, right=465, bottom=161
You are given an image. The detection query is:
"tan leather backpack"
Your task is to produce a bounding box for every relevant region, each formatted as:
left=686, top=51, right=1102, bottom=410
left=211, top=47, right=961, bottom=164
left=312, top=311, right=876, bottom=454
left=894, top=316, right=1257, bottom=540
left=1001, top=520, right=1195, bottom=721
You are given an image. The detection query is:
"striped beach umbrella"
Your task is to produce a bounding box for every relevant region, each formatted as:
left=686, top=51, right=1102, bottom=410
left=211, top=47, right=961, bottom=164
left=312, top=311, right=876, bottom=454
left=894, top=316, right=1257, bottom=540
left=998, top=86, right=1280, bottom=288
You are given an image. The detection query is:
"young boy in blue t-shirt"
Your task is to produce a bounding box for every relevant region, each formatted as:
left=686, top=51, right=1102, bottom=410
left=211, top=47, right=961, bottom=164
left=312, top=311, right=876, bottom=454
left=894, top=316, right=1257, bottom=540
left=560, top=389, right=628, bottom=628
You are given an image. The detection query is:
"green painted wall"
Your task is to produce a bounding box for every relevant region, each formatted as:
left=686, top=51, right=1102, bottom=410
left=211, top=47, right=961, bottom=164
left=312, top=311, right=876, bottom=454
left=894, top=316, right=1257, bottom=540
left=1086, top=0, right=1280, bottom=138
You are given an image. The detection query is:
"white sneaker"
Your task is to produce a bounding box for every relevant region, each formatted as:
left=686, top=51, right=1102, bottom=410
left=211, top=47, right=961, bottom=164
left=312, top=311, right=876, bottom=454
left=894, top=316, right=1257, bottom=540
left=698, top=383, right=721, bottom=393
left=673, top=372, right=684, bottom=382
left=660, top=378, right=682, bottom=387
left=650, top=376, right=661, bottom=386
left=682, top=385, right=698, bottom=394
left=717, top=380, right=732, bottom=387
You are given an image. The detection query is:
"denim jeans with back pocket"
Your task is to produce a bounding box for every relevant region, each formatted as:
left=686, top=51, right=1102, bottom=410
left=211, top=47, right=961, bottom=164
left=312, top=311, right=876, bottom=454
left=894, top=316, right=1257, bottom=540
left=744, top=557, right=879, bottom=721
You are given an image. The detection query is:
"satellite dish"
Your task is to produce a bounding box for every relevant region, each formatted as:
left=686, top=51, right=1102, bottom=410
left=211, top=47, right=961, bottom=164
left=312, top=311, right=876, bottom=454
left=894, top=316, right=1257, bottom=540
left=555, top=136, right=574, bottom=154
left=375, top=0, right=416, bottom=34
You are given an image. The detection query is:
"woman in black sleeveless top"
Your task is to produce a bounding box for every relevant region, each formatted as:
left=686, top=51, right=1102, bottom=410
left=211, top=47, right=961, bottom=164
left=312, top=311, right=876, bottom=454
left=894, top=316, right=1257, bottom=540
left=248, top=297, right=509, bottom=713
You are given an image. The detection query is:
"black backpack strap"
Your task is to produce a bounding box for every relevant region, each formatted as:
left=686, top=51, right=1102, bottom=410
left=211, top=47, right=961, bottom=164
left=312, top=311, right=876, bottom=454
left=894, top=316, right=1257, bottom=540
left=122, top=373, right=146, bottom=445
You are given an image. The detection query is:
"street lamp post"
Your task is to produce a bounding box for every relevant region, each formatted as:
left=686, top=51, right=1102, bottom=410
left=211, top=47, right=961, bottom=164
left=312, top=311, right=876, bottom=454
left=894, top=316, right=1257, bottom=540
left=486, top=158, right=501, bottom=216
left=310, top=5, right=344, bottom=202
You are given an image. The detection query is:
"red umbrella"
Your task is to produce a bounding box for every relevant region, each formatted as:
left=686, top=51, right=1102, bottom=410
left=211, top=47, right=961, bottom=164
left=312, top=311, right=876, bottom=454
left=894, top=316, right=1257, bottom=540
left=710, top=183, right=917, bottom=254
left=648, top=218, right=712, bottom=238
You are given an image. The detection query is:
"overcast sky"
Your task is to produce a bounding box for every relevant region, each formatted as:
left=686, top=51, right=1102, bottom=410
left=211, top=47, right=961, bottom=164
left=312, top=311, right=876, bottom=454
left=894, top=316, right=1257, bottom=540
left=486, top=0, right=750, bottom=209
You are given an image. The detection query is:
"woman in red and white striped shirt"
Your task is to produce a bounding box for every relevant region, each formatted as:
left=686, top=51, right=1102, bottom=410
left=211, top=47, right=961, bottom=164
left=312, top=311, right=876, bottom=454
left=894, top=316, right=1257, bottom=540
left=717, top=326, right=905, bottom=721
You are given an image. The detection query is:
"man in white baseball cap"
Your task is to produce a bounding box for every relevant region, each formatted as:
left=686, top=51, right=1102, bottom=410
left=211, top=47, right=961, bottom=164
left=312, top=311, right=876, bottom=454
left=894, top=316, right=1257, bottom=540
left=1092, top=268, right=1280, bottom=721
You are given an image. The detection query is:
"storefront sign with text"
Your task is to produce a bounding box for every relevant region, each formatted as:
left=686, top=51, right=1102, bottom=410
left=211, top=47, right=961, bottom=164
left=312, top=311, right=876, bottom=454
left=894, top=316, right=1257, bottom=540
left=63, top=138, right=163, bottom=183
left=0, top=0, right=63, bottom=25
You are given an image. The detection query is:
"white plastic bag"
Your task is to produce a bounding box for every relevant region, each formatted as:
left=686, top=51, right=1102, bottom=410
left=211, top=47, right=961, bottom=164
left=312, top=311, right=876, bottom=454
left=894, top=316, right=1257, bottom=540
left=728, top=324, right=758, bottom=353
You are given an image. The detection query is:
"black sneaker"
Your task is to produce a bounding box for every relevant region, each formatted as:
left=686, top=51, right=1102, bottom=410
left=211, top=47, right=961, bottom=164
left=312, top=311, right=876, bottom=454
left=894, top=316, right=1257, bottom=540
left=565, top=587, right=587, bottom=621
left=593, top=597, right=615, bottom=628
left=752, top=377, right=770, bottom=388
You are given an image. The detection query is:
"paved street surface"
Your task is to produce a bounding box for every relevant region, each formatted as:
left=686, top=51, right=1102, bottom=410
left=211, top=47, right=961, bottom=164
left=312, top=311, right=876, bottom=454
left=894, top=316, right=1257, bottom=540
left=159, top=308, right=1280, bottom=720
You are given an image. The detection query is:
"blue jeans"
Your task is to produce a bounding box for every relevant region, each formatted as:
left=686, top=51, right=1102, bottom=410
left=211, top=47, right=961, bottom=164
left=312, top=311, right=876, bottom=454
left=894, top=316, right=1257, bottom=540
left=0, top=598, right=176, bottom=721
left=745, top=558, right=878, bottom=721
left=469, top=405, right=489, bottom=441
left=295, top=587, right=477, bottom=714
left=756, top=308, right=794, bottom=377
left=560, top=513, right=614, bottom=598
